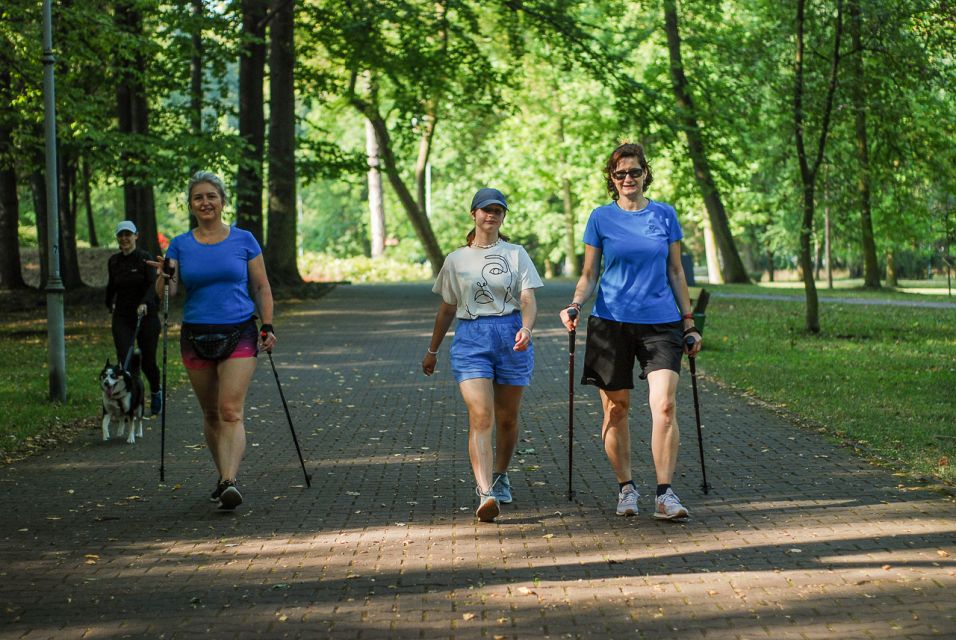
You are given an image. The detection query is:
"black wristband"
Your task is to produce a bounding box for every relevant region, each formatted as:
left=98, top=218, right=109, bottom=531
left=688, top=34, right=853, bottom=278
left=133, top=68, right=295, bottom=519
left=260, top=323, right=274, bottom=336
left=682, top=326, right=699, bottom=336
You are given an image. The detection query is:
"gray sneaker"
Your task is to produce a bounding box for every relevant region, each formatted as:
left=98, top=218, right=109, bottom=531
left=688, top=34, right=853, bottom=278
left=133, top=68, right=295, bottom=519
left=616, top=484, right=639, bottom=516
left=491, top=472, right=512, bottom=504
left=475, top=487, right=500, bottom=522
left=654, top=488, right=689, bottom=520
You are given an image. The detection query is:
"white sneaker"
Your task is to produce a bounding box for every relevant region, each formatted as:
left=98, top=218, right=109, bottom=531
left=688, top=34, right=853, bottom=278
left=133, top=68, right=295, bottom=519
left=654, top=488, right=689, bottom=520
left=616, top=484, right=639, bottom=516
left=475, top=489, right=499, bottom=522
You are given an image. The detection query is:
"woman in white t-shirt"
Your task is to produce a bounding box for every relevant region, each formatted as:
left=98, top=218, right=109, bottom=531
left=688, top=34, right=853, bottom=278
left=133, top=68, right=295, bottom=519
left=422, top=188, right=544, bottom=522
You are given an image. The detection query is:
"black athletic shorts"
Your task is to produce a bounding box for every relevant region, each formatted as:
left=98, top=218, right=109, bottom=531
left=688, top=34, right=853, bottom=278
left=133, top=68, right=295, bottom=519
left=581, top=315, right=683, bottom=390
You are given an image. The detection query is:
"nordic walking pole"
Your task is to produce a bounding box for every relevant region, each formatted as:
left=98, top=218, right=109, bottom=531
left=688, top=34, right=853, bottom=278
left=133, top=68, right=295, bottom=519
left=685, top=335, right=710, bottom=494
left=567, top=307, right=578, bottom=501
left=159, top=259, right=172, bottom=482
left=262, top=333, right=312, bottom=488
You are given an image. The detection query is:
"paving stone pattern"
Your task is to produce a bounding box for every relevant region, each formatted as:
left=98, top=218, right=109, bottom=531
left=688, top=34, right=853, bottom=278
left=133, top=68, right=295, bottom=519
left=1, top=282, right=954, bottom=639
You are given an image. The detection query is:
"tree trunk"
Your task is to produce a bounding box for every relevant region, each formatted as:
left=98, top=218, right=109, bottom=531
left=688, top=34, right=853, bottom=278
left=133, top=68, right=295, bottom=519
left=365, top=118, right=386, bottom=258
left=81, top=158, right=98, bottom=247
left=414, top=109, right=436, bottom=216
left=365, top=113, right=444, bottom=275
left=849, top=0, right=880, bottom=288
left=793, top=0, right=843, bottom=333
left=115, top=2, right=159, bottom=256
left=766, top=248, right=775, bottom=283
left=0, top=79, right=26, bottom=289
left=57, top=152, right=83, bottom=289
left=885, top=249, right=897, bottom=286
left=236, top=0, right=267, bottom=243
left=662, top=0, right=749, bottom=283
left=265, top=0, right=302, bottom=284
left=350, top=72, right=444, bottom=274
left=702, top=214, right=723, bottom=284
left=31, top=169, right=49, bottom=288
left=188, top=0, right=204, bottom=230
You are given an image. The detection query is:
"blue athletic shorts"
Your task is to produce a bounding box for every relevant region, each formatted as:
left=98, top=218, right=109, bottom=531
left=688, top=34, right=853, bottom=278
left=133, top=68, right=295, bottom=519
left=450, top=312, right=534, bottom=386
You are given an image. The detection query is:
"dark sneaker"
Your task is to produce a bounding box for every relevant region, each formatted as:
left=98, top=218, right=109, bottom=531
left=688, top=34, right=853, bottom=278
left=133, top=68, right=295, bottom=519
left=210, top=478, right=224, bottom=502
left=491, top=472, right=513, bottom=504
left=475, top=488, right=499, bottom=522
left=218, top=480, right=242, bottom=510
left=150, top=390, right=163, bottom=416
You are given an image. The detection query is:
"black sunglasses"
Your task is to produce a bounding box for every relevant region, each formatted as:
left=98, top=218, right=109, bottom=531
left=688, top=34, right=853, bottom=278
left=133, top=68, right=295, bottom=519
left=611, top=168, right=644, bottom=181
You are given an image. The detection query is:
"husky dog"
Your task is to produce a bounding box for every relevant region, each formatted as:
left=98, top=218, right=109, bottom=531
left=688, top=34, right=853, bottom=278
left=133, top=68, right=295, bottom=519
left=99, top=353, right=145, bottom=444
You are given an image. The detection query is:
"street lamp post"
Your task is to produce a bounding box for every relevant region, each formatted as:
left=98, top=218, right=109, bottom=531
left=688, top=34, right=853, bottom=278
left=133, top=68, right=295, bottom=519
left=42, top=0, right=67, bottom=402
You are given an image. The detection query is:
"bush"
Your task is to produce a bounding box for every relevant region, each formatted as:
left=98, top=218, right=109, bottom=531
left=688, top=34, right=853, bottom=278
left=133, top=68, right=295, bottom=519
left=299, top=253, right=432, bottom=283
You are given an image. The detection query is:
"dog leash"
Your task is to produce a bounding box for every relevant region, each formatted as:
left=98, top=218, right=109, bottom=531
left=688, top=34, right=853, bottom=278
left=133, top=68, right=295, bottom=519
left=122, top=314, right=144, bottom=371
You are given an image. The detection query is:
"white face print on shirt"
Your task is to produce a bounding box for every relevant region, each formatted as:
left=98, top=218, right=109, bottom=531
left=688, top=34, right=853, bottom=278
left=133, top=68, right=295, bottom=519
left=466, top=254, right=515, bottom=317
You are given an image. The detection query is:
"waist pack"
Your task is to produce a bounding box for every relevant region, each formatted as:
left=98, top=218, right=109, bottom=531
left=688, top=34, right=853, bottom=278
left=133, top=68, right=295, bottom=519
left=183, top=321, right=248, bottom=361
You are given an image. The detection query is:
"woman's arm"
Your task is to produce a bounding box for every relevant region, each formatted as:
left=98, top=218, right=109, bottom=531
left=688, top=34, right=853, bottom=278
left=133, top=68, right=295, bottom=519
left=514, top=288, right=537, bottom=351
left=559, top=244, right=602, bottom=330
left=248, top=254, right=275, bottom=349
left=666, top=241, right=701, bottom=355
left=421, top=302, right=457, bottom=376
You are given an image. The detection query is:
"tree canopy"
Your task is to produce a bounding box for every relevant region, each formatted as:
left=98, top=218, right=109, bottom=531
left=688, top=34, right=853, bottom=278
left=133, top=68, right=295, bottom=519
left=1, top=0, right=952, bottom=330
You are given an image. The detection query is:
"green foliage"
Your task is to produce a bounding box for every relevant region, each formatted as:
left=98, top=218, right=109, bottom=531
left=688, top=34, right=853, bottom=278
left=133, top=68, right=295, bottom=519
left=299, top=253, right=430, bottom=283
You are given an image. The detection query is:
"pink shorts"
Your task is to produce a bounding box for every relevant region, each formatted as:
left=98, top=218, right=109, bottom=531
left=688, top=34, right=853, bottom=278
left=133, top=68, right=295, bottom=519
left=180, top=319, right=259, bottom=370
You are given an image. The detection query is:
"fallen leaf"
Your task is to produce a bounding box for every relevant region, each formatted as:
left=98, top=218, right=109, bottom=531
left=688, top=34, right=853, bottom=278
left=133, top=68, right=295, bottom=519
left=462, top=613, right=476, bottom=621
left=882, top=564, right=892, bottom=570
left=542, top=534, right=554, bottom=539
left=516, top=587, right=535, bottom=595
left=937, top=550, right=950, bottom=558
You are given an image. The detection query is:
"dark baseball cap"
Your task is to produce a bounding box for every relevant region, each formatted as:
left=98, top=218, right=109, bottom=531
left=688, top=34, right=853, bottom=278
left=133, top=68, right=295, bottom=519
left=470, top=188, right=508, bottom=211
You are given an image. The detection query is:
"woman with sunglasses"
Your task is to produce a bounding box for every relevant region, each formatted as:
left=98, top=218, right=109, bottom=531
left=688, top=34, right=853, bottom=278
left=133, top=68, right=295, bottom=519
left=422, top=188, right=543, bottom=523
left=559, top=142, right=701, bottom=520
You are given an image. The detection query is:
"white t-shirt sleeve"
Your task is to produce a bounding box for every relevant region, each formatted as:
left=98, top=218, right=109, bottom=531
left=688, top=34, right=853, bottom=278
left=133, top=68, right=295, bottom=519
left=432, top=255, right=458, bottom=306
left=516, top=246, right=544, bottom=292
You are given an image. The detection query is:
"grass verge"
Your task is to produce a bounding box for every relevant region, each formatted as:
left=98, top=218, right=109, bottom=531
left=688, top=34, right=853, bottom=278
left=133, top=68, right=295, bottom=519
left=699, top=292, right=955, bottom=484
left=0, top=304, right=188, bottom=462
left=0, top=282, right=335, bottom=462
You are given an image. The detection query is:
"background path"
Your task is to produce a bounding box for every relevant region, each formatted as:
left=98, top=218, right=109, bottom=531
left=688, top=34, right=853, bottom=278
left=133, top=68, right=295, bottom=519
left=1, top=282, right=954, bottom=639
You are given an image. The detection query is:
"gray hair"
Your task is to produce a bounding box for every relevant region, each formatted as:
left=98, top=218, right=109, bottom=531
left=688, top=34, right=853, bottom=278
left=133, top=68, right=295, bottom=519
left=187, top=171, right=228, bottom=207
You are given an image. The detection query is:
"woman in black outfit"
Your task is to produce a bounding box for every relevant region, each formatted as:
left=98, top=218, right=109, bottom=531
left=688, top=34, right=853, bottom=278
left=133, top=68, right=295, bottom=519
left=105, top=220, right=162, bottom=415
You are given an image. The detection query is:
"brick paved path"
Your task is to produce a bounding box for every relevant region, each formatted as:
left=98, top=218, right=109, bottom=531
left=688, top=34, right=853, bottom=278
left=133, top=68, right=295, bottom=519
left=2, top=282, right=954, bottom=639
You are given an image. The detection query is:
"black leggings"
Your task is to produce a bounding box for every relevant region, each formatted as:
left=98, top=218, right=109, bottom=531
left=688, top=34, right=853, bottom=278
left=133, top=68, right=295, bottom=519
left=112, top=313, right=161, bottom=392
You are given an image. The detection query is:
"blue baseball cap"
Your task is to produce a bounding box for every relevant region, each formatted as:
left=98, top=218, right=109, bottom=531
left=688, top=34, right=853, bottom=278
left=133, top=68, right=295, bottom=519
left=470, top=188, right=508, bottom=211
left=115, top=220, right=138, bottom=236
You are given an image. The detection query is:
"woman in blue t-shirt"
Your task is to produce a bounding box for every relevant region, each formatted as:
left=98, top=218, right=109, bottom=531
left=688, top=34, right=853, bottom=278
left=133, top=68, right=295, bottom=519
left=149, top=171, right=276, bottom=510
left=559, top=143, right=701, bottom=521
